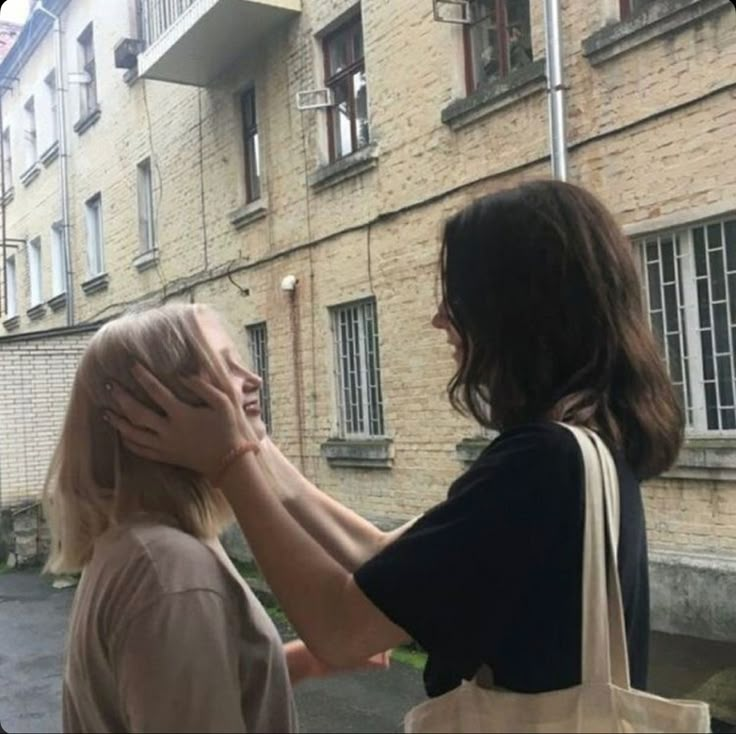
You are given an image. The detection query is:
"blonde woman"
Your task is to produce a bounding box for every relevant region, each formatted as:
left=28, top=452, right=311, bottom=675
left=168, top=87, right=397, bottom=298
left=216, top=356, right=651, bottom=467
left=45, top=304, right=386, bottom=734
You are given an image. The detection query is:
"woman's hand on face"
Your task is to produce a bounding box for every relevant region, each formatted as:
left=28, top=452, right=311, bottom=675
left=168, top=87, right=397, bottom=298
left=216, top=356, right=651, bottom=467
left=104, top=364, right=248, bottom=481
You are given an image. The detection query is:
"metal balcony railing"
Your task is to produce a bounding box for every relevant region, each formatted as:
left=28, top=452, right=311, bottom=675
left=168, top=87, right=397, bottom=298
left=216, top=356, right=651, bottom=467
left=139, top=0, right=198, bottom=46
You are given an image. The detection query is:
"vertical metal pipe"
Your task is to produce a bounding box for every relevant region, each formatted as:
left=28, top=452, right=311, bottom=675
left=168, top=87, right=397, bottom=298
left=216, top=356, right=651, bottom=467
left=53, top=13, right=74, bottom=325
left=543, top=0, right=568, bottom=181
left=0, top=91, right=7, bottom=316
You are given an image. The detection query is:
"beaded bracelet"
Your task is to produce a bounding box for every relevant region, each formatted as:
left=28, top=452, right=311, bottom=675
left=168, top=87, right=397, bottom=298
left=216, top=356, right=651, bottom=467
left=213, top=441, right=261, bottom=487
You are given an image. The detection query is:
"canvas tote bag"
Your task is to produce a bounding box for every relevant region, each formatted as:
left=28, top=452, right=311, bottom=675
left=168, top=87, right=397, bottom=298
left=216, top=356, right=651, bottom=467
left=404, top=425, right=711, bottom=733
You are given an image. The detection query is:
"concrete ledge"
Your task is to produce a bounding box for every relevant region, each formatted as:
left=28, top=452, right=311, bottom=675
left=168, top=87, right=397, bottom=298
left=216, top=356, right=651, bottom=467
left=19, top=163, right=41, bottom=188
left=2, top=187, right=14, bottom=206
left=582, top=0, right=731, bottom=65
left=81, top=272, right=110, bottom=296
left=39, top=141, right=59, bottom=167
left=74, top=106, right=101, bottom=136
left=26, top=303, right=46, bottom=321
left=47, top=292, right=67, bottom=313
left=321, top=437, right=393, bottom=469
left=665, top=438, right=736, bottom=481
left=441, top=59, right=547, bottom=131
left=309, top=144, right=379, bottom=192
left=133, top=249, right=160, bottom=273
left=2, top=315, right=20, bottom=332
left=650, top=550, right=736, bottom=642
left=229, top=201, right=268, bottom=230
left=456, top=436, right=493, bottom=465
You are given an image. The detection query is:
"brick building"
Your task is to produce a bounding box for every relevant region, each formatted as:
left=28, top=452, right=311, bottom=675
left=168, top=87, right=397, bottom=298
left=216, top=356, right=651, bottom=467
left=0, top=0, right=735, bottom=638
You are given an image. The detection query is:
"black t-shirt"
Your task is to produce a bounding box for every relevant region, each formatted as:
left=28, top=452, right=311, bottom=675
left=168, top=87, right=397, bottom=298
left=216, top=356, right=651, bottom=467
left=355, top=422, right=649, bottom=698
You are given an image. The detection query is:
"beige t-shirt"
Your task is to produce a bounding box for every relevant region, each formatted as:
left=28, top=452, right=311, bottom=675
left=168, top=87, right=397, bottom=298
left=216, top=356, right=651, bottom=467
left=62, top=515, right=298, bottom=733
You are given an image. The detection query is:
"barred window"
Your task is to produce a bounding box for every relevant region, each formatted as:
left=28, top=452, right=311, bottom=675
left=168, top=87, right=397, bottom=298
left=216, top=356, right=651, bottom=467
left=246, top=322, right=272, bottom=434
left=639, top=217, right=736, bottom=432
left=331, top=298, right=385, bottom=437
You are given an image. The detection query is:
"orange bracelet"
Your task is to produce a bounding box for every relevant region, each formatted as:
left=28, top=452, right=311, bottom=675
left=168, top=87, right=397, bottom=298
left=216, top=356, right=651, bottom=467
left=213, top=441, right=261, bottom=487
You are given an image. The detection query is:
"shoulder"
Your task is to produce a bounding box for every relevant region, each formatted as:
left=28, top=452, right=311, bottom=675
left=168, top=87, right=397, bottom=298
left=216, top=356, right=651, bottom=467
left=90, top=518, right=233, bottom=599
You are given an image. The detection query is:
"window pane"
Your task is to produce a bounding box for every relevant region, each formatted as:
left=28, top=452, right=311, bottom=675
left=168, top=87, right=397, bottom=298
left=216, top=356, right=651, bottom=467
left=694, top=228, right=707, bottom=277
left=661, top=238, right=675, bottom=283
left=701, top=330, right=715, bottom=381
left=717, top=355, right=735, bottom=406
left=697, top=279, right=711, bottom=328
left=705, top=382, right=719, bottom=429
left=667, top=333, right=683, bottom=383
left=327, top=33, right=350, bottom=77
left=709, top=247, right=726, bottom=303
left=651, top=310, right=665, bottom=351
left=664, top=283, right=679, bottom=333
left=725, top=220, right=736, bottom=271
left=647, top=261, right=662, bottom=311
left=714, top=302, right=729, bottom=354
left=330, top=77, right=354, bottom=159
left=353, top=71, right=369, bottom=149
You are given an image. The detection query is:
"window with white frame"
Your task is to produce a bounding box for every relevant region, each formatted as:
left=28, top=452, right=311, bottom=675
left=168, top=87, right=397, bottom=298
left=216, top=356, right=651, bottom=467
left=24, top=97, right=38, bottom=169
left=51, top=223, right=66, bottom=296
left=241, top=88, right=261, bottom=203
left=85, top=193, right=104, bottom=277
left=639, top=217, right=736, bottom=432
left=45, top=71, right=59, bottom=145
left=77, top=24, right=98, bottom=119
left=331, top=298, right=385, bottom=437
left=28, top=237, right=43, bottom=306
left=1, top=127, right=11, bottom=187
left=137, top=158, right=156, bottom=252
left=5, top=255, right=17, bottom=317
left=246, top=322, right=273, bottom=433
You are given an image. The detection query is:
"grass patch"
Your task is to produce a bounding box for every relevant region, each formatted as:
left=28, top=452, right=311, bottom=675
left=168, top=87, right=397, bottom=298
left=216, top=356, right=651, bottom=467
left=391, top=646, right=428, bottom=671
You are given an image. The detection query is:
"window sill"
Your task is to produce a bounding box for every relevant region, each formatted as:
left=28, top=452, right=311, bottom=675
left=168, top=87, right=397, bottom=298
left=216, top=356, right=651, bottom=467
left=663, top=436, right=736, bottom=481
left=40, top=141, right=59, bottom=167
left=2, top=315, right=20, bottom=332
left=2, top=187, right=14, bottom=206
left=26, top=303, right=46, bottom=321
left=74, top=106, right=101, bottom=136
left=442, top=59, right=547, bottom=131
left=321, top=437, right=393, bottom=469
left=582, top=0, right=731, bottom=65
left=309, top=144, right=379, bottom=193
left=230, top=201, right=268, bottom=230
left=20, top=163, right=41, bottom=188
left=81, top=272, right=109, bottom=296
left=47, top=292, right=67, bottom=312
left=455, top=435, right=498, bottom=465
left=133, top=248, right=160, bottom=273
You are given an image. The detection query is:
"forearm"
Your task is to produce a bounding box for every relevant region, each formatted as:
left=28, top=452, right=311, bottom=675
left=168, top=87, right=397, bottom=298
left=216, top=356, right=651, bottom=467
left=222, top=452, right=408, bottom=667
left=261, top=439, right=413, bottom=571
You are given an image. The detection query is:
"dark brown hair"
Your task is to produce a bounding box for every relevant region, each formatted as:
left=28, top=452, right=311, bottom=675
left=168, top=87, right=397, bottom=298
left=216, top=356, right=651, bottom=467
left=441, top=179, right=683, bottom=479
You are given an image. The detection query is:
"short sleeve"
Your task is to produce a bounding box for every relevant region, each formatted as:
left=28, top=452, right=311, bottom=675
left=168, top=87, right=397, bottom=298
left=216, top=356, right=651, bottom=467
left=114, top=590, right=247, bottom=733
left=354, top=423, right=583, bottom=694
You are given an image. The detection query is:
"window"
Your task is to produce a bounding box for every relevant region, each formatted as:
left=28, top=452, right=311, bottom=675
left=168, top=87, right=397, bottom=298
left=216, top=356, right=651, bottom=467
left=51, top=223, right=66, bottom=296
left=78, top=24, right=98, bottom=119
left=1, top=127, right=11, bottom=187
left=85, top=194, right=104, bottom=277
left=241, top=88, right=261, bottom=203
left=5, top=255, right=17, bottom=317
left=619, top=0, right=656, bottom=20
left=323, top=16, right=370, bottom=162
left=464, top=0, right=533, bottom=93
left=45, top=71, right=58, bottom=143
left=28, top=238, right=43, bottom=306
left=639, top=217, right=736, bottom=432
left=331, top=298, right=385, bottom=437
left=24, top=97, right=38, bottom=169
left=246, top=322, right=273, bottom=433
left=137, top=158, right=156, bottom=252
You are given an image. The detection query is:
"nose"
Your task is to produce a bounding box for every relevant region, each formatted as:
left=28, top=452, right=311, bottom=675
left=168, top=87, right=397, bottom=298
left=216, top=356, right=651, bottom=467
left=432, top=304, right=448, bottom=330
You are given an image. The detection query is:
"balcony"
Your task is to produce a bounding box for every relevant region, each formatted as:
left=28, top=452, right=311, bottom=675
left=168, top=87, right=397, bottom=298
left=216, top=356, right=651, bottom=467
left=138, top=0, right=301, bottom=86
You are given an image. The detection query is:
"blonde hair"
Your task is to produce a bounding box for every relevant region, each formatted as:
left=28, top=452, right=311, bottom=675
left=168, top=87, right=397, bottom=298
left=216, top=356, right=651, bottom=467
left=43, top=303, right=238, bottom=575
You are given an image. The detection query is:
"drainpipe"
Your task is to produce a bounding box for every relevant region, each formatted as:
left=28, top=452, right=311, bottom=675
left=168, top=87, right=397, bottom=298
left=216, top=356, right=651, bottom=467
left=543, top=0, right=568, bottom=181
left=34, top=1, right=74, bottom=325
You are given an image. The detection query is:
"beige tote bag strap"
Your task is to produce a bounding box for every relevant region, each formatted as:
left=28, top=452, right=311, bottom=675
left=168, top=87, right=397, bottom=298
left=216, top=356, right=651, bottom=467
left=560, top=424, right=630, bottom=689
left=585, top=428, right=631, bottom=690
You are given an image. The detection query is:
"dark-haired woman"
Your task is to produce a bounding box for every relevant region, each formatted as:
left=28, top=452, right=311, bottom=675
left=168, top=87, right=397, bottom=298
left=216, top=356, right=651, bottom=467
left=107, top=180, right=682, bottom=704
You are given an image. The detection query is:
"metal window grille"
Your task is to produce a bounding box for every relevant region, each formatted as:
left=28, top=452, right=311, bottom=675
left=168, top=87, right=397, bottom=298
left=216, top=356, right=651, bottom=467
left=331, top=299, right=385, bottom=437
left=639, top=217, right=736, bottom=433
left=247, top=322, right=273, bottom=434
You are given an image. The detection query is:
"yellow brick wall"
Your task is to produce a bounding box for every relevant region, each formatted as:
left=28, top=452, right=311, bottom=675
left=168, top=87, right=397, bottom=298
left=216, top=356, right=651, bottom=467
left=1, top=0, right=735, bottom=561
